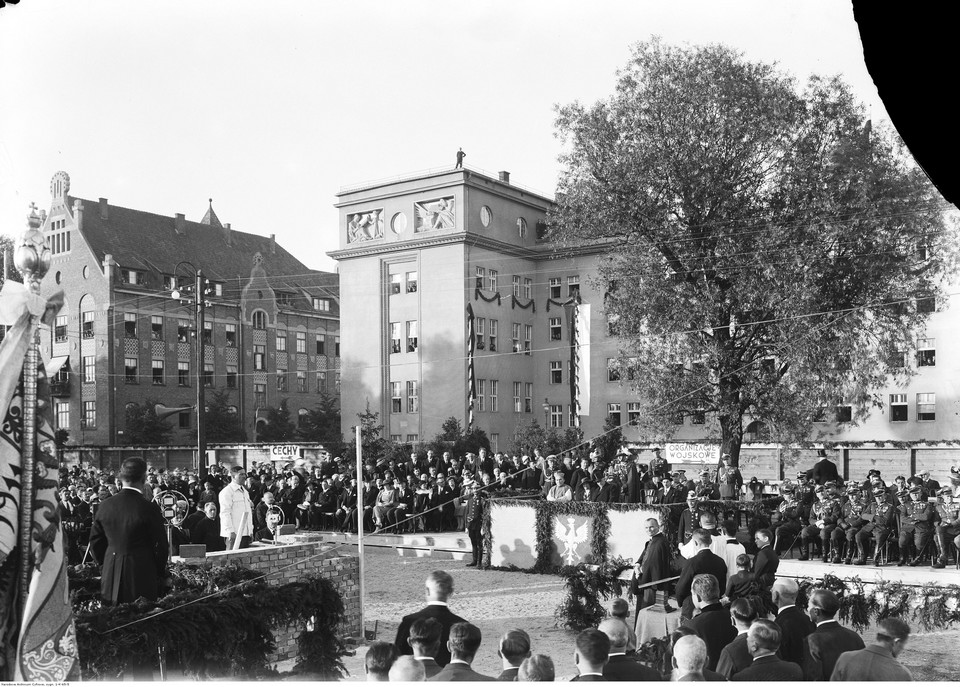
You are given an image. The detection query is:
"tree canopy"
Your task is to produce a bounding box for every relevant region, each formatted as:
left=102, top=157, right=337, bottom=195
left=551, top=39, right=957, bottom=463
left=123, top=399, right=174, bottom=445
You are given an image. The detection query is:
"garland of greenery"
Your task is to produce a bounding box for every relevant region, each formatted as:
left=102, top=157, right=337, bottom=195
left=533, top=502, right=557, bottom=573
left=554, top=558, right=632, bottom=631
left=474, top=288, right=502, bottom=305
left=69, top=561, right=348, bottom=680
left=511, top=294, right=536, bottom=312
left=546, top=297, right=579, bottom=312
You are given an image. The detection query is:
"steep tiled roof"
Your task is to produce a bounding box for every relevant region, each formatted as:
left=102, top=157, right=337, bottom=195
left=71, top=196, right=338, bottom=316
left=200, top=199, right=223, bottom=228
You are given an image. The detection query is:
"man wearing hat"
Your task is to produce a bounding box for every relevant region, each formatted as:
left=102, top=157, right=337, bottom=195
left=933, top=487, right=960, bottom=568
left=897, top=484, right=935, bottom=566
left=831, top=486, right=867, bottom=564
left=811, top=449, right=841, bottom=486
left=695, top=470, right=720, bottom=500
left=717, top=454, right=743, bottom=500
left=800, top=485, right=841, bottom=562
left=795, top=472, right=816, bottom=509
left=594, top=467, right=621, bottom=503
left=855, top=488, right=897, bottom=565
left=774, top=486, right=803, bottom=555
left=650, top=448, right=670, bottom=479
left=678, top=492, right=703, bottom=546
left=918, top=470, right=941, bottom=498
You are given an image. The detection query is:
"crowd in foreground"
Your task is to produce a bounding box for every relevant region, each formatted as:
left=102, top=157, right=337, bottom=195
left=363, top=570, right=914, bottom=681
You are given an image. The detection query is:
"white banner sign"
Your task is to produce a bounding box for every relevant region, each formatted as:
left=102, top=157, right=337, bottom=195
left=269, top=444, right=302, bottom=459
left=666, top=443, right=720, bottom=464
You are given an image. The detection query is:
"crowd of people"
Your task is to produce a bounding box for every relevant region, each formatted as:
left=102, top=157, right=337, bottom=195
left=362, top=569, right=917, bottom=681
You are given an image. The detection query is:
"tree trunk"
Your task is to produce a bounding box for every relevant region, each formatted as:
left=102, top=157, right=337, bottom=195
left=719, top=413, right=744, bottom=468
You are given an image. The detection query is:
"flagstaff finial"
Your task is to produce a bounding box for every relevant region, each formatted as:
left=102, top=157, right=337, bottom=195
left=15, top=204, right=51, bottom=292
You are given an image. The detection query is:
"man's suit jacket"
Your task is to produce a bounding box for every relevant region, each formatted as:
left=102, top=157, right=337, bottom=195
left=715, top=632, right=752, bottom=679
left=752, top=544, right=779, bottom=590
left=416, top=657, right=442, bottom=679
left=496, top=666, right=519, bottom=681
left=570, top=674, right=606, bottom=681
left=801, top=620, right=865, bottom=681
left=394, top=603, right=467, bottom=666
left=731, top=655, right=804, bottom=681
left=89, top=488, right=169, bottom=605
left=775, top=605, right=815, bottom=665
left=683, top=603, right=737, bottom=671
left=429, top=661, right=496, bottom=681
left=676, top=549, right=728, bottom=618
left=829, top=644, right=912, bottom=681
left=602, top=654, right=661, bottom=681
left=812, top=458, right=841, bottom=486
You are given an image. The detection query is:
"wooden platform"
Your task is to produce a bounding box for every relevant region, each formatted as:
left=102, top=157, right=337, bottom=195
left=776, top=557, right=959, bottom=587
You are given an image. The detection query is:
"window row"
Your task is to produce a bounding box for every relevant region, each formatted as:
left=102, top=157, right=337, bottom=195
left=889, top=393, right=936, bottom=422
left=390, top=381, right=420, bottom=413
left=389, top=271, right=418, bottom=295
left=473, top=272, right=580, bottom=301
left=390, top=321, right=418, bottom=354
left=607, top=402, right=644, bottom=427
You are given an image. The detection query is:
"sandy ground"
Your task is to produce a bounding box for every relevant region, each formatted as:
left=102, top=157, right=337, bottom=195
left=325, top=548, right=960, bottom=681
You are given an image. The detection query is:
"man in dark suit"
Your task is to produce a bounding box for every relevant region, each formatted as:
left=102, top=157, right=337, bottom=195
left=429, top=622, right=495, bottom=681
left=683, top=574, right=736, bottom=672
left=751, top=529, right=778, bottom=592
left=801, top=589, right=865, bottom=680
left=464, top=480, right=485, bottom=566
left=571, top=628, right=609, bottom=681
left=715, top=598, right=759, bottom=679
left=495, top=629, right=531, bottom=681
left=830, top=618, right=913, bottom=681
left=811, top=451, right=841, bottom=486
left=408, top=618, right=444, bottom=679
left=89, top=457, right=170, bottom=605
left=597, top=619, right=661, bottom=681
left=676, top=529, right=728, bottom=620
left=770, top=578, right=815, bottom=666
left=671, top=634, right=710, bottom=682
left=633, top=518, right=671, bottom=615
left=732, top=620, right=804, bottom=681
left=395, top=570, right=467, bottom=667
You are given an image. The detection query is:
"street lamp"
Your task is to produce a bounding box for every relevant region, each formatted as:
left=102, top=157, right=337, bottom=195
left=542, top=398, right=550, bottom=428
left=171, top=261, right=208, bottom=480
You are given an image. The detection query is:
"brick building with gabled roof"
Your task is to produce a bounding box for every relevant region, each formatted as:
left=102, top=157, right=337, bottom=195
left=38, top=170, right=340, bottom=449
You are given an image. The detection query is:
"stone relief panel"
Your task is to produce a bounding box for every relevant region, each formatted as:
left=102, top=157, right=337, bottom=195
left=347, top=208, right=384, bottom=243
left=414, top=197, right=455, bottom=232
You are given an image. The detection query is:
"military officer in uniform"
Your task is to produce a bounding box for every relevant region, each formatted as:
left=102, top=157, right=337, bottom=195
left=800, top=485, right=841, bottom=562
left=717, top=454, right=743, bottom=500
left=795, top=472, right=816, bottom=510
left=933, top=487, right=960, bottom=569
left=678, top=492, right=702, bottom=545
left=898, top=484, right=935, bottom=566
left=773, top=486, right=803, bottom=555
left=855, top=489, right=897, bottom=565
left=831, top=486, right=866, bottom=564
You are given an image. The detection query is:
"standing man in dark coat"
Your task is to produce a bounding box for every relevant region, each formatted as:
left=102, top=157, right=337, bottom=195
left=675, top=529, right=728, bottom=620
left=632, top=518, right=671, bottom=615
left=801, top=589, right=865, bottom=681
left=89, top=457, right=170, bottom=605
left=597, top=619, right=661, bottom=681
left=811, top=450, right=841, bottom=486
left=770, top=578, right=815, bottom=666
left=683, top=574, right=736, bottom=672
left=395, top=570, right=467, bottom=667
left=751, top=529, right=778, bottom=609
left=731, top=620, right=804, bottom=681
left=464, top=479, right=485, bottom=566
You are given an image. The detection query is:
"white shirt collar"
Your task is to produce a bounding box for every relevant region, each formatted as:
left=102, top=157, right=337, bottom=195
left=427, top=601, right=448, bottom=607
left=817, top=619, right=837, bottom=627
left=121, top=486, right=143, bottom=494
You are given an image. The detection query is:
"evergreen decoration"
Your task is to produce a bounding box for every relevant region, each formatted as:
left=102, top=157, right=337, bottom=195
left=554, top=558, right=632, bottom=630
left=69, top=561, right=348, bottom=680
left=474, top=288, right=502, bottom=304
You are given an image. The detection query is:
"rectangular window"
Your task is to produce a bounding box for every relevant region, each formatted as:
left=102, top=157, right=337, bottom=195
left=407, top=380, right=419, bottom=413
left=124, top=357, right=138, bottom=383
left=512, top=323, right=521, bottom=353
left=390, top=322, right=401, bottom=354
left=312, top=297, right=330, bottom=311
left=549, top=278, right=561, bottom=300
left=124, top=312, right=137, bottom=338
left=164, top=275, right=177, bottom=291
left=82, top=401, right=96, bottom=429
left=56, top=400, right=69, bottom=430
left=178, top=320, right=190, bottom=343
left=296, top=331, right=306, bottom=354
left=175, top=361, right=188, bottom=387
left=296, top=370, right=306, bottom=392
left=476, top=266, right=486, bottom=289
left=390, top=434, right=402, bottom=443
left=83, top=355, right=95, bottom=383
left=316, top=371, right=326, bottom=393
left=152, top=359, right=164, bottom=385
left=475, top=318, right=485, bottom=349
left=202, top=321, right=212, bottom=345
left=335, top=336, right=340, bottom=357
left=406, top=271, right=418, bottom=293
left=407, top=320, right=418, bottom=353
left=254, top=345, right=266, bottom=371
left=890, top=393, right=908, bottom=422
left=489, top=319, right=498, bottom=352
left=836, top=405, right=853, bottom=423
left=627, top=402, right=641, bottom=426
left=917, top=338, right=935, bottom=366
left=391, top=381, right=403, bottom=413
left=513, top=381, right=522, bottom=412
left=490, top=380, right=499, bottom=412
left=916, top=295, right=936, bottom=313
left=550, top=360, right=563, bottom=384
left=225, top=363, right=238, bottom=388
left=390, top=274, right=402, bottom=295
left=608, top=359, right=621, bottom=382
left=179, top=412, right=191, bottom=429
left=512, top=276, right=521, bottom=297
left=277, top=369, right=288, bottom=392
left=524, top=383, right=533, bottom=413
left=477, top=379, right=485, bottom=412
left=607, top=403, right=622, bottom=426
left=549, top=317, right=562, bottom=341
left=203, top=362, right=214, bottom=388
left=213, top=282, right=223, bottom=297
left=568, top=275, right=580, bottom=298
left=524, top=325, right=532, bottom=355
left=917, top=393, right=936, bottom=421
left=316, top=335, right=326, bottom=355
left=254, top=383, right=266, bottom=408
left=225, top=323, right=237, bottom=346
left=276, top=332, right=287, bottom=352
left=491, top=433, right=499, bottom=453
left=523, top=278, right=533, bottom=300
left=54, top=315, right=68, bottom=343
left=488, top=270, right=498, bottom=292
left=550, top=404, right=564, bottom=428
left=406, top=433, right=419, bottom=443
left=151, top=315, right=163, bottom=340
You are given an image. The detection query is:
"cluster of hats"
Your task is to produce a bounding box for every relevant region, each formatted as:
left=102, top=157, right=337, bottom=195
left=937, top=486, right=953, bottom=497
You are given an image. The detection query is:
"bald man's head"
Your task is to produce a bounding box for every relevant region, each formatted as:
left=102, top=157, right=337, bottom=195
left=388, top=656, right=425, bottom=682
left=597, top=618, right=629, bottom=650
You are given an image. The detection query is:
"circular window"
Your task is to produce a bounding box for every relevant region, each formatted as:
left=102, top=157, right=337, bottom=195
left=391, top=212, right=407, bottom=234
left=55, top=271, right=62, bottom=284
left=517, top=217, right=527, bottom=238
left=480, top=206, right=492, bottom=227
left=82, top=265, right=89, bottom=279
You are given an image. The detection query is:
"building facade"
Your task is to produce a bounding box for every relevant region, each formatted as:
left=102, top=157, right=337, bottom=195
left=329, top=165, right=959, bottom=461
left=35, top=171, right=339, bottom=447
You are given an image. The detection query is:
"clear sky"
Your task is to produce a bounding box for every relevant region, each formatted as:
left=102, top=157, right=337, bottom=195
left=0, top=0, right=884, bottom=273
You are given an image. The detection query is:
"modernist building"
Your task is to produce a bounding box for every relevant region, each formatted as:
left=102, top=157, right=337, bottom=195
left=34, top=171, right=339, bottom=447
left=329, top=165, right=959, bottom=472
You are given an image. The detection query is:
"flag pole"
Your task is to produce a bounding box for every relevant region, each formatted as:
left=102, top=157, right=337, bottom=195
left=355, top=424, right=365, bottom=642
left=15, top=205, right=50, bottom=611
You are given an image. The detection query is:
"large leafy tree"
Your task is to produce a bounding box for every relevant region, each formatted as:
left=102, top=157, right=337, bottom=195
left=204, top=389, right=243, bottom=443
left=257, top=399, right=297, bottom=443
left=124, top=398, right=174, bottom=445
left=296, top=392, right=343, bottom=450
left=552, top=39, right=956, bottom=465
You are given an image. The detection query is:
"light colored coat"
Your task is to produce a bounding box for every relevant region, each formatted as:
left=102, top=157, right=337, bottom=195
left=219, top=482, right=254, bottom=538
